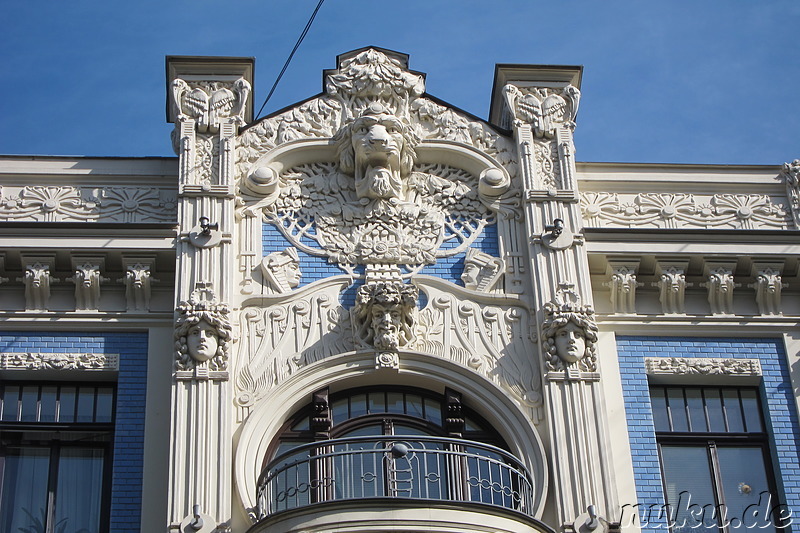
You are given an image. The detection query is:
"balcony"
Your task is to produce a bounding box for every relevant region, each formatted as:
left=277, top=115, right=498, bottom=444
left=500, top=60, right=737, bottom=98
left=251, top=435, right=545, bottom=532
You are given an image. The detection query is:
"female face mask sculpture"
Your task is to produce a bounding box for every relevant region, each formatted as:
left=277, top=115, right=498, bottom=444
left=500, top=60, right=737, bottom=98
left=553, top=321, right=586, bottom=364
left=186, top=319, right=219, bottom=362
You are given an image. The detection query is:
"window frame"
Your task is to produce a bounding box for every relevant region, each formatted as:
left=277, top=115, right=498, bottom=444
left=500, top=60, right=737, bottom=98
left=650, top=385, right=783, bottom=533
left=0, top=382, right=116, bottom=533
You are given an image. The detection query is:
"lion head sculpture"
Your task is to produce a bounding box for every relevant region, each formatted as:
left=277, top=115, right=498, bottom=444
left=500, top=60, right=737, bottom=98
left=333, top=103, right=420, bottom=201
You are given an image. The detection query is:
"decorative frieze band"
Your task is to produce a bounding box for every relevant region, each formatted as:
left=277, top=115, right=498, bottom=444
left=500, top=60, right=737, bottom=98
left=0, top=185, right=177, bottom=223
left=581, top=191, right=792, bottom=230
left=1, top=352, right=119, bottom=371
left=645, top=357, right=761, bottom=377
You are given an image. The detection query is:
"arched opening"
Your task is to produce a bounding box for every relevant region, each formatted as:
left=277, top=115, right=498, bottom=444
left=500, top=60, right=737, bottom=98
left=256, top=385, right=533, bottom=518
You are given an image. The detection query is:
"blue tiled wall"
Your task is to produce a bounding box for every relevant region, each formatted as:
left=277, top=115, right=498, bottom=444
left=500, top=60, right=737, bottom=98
left=263, top=220, right=500, bottom=295
left=617, top=337, right=800, bottom=531
left=0, top=332, right=148, bottom=532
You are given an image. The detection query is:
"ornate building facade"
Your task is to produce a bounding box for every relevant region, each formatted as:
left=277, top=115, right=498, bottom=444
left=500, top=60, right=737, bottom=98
left=1, top=47, right=798, bottom=533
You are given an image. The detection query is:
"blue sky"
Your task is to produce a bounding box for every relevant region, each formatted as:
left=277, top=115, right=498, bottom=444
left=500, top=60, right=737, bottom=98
left=1, top=1, right=797, bottom=164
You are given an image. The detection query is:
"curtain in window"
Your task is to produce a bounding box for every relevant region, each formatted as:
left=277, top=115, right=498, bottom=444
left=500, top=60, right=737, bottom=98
left=53, top=447, right=105, bottom=533
left=0, top=447, right=50, bottom=533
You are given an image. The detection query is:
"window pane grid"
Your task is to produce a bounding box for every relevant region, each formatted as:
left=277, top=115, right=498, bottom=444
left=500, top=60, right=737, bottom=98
left=652, top=386, right=763, bottom=434
left=0, top=384, right=115, bottom=424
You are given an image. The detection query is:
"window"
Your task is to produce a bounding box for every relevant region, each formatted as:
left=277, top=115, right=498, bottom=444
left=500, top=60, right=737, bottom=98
left=257, top=386, right=533, bottom=517
left=0, top=383, right=115, bottom=533
left=650, top=385, right=782, bottom=533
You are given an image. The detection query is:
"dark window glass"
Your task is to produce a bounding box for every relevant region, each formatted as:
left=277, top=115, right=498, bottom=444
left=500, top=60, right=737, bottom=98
left=667, top=388, right=689, bottom=431
left=1, top=383, right=115, bottom=533
left=704, top=389, right=726, bottom=433
left=740, top=389, right=763, bottom=433
left=685, top=388, right=705, bottom=432
left=350, top=393, right=367, bottom=419
left=59, top=387, right=76, bottom=423
left=652, top=386, right=778, bottom=533
left=76, top=387, right=95, bottom=423
left=1, top=386, right=19, bottom=421
left=651, top=387, right=670, bottom=431
left=387, top=392, right=403, bottom=414
left=95, top=387, right=114, bottom=423
left=424, top=398, right=441, bottom=426
left=40, top=386, right=58, bottom=423
left=406, top=394, right=424, bottom=419
left=20, top=387, right=39, bottom=422
left=369, top=392, right=386, bottom=414
left=722, top=389, right=745, bottom=432
left=661, top=445, right=719, bottom=530
left=0, top=447, right=50, bottom=533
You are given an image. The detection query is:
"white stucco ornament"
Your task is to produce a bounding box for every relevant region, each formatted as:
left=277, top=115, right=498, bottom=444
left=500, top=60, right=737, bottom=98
left=241, top=48, right=515, bottom=276
left=541, top=284, right=598, bottom=373
left=174, top=290, right=232, bottom=372
left=259, top=247, right=302, bottom=293
left=172, top=78, right=251, bottom=133
left=353, top=280, right=419, bottom=351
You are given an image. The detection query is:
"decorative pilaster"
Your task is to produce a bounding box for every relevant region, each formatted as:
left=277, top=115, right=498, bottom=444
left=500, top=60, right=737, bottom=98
left=166, top=57, right=253, bottom=533
left=497, top=66, right=617, bottom=530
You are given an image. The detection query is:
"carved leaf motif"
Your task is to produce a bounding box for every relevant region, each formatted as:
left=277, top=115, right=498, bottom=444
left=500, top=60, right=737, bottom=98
left=581, top=191, right=791, bottom=230
left=235, top=278, right=353, bottom=420
left=412, top=277, right=542, bottom=415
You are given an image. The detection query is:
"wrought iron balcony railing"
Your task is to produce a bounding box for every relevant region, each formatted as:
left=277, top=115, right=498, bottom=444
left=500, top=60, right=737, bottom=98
left=255, top=435, right=535, bottom=519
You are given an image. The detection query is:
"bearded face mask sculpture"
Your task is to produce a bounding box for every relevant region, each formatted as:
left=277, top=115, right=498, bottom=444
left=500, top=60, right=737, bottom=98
left=335, top=103, right=419, bottom=202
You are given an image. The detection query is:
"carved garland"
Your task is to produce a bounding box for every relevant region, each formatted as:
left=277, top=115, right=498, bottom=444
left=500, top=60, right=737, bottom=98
left=1, top=352, right=119, bottom=371
left=645, top=357, right=762, bottom=377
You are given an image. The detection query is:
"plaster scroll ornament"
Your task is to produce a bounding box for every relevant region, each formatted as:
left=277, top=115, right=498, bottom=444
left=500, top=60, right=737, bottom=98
left=18, top=262, right=57, bottom=311
left=541, top=285, right=598, bottom=373
left=604, top=266, right=641, bottom=314
left=749, top=267, right=785, bottom=316
left=502, top=84, right=581, bottom=138
left=783, top=159, right=800, bottom=228
left=460, top=248, right=505, bottom=292
left=653, top=266, right=690, bottom=315
left=174, top=292, right=232, bottom=372
left=701, top=267, right=739, bottom=315
left=119, top=263, right=157, bottom=311
left=353, top=281, right=419, bottom=351
left=171, top=77, right=251, bottom=133
left=69, top=263, right=109, bottom=311
left=259, top=247, right=302, bottom=293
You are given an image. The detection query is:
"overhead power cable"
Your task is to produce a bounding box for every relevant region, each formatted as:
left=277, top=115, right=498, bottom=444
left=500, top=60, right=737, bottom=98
left=253, top=0, right=327, bottom=122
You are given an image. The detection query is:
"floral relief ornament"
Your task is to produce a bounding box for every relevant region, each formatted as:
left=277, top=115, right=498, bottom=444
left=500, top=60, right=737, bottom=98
left=1, top=352, right=117, bottom=371
left=580, top=191, right=790, bottom=230
left=247, top=104, right=504, bottom=272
